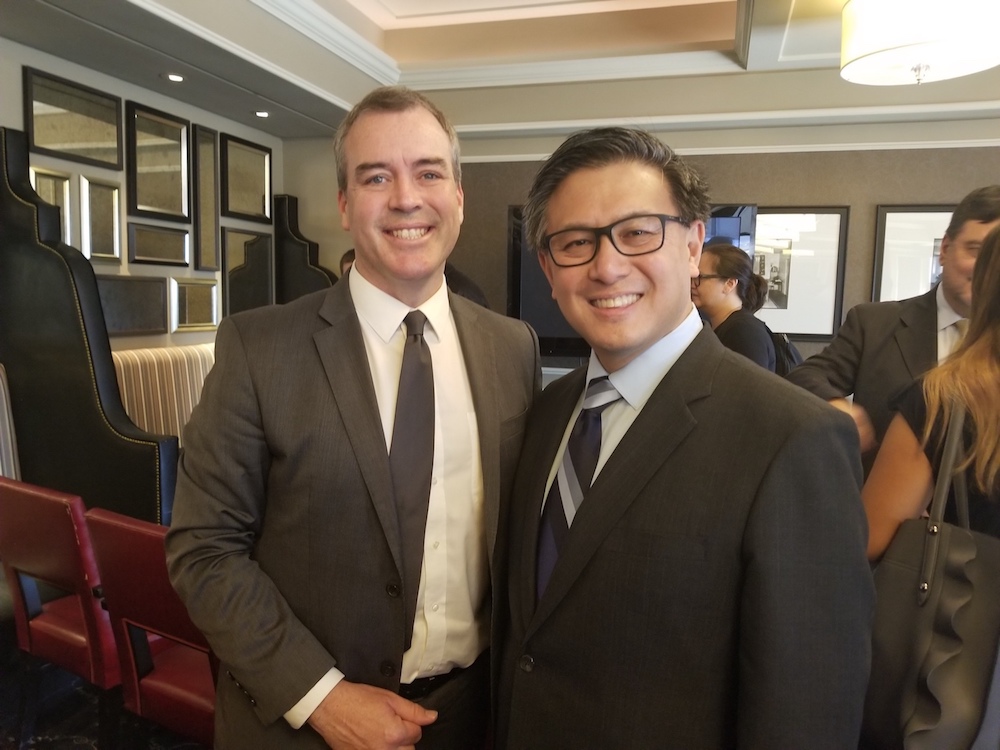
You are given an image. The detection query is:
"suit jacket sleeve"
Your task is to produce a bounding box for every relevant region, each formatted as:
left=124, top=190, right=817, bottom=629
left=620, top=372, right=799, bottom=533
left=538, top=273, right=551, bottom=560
left=785, top=304, right=866, bottom=400
left=165, top=316, right=337, bottom=726
left=737, top=406, right=874, bottom=748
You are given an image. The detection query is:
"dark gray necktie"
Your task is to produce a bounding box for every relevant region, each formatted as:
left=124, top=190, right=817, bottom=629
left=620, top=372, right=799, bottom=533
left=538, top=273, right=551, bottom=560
left=389, top=310, right=434, bottom=649
left=536, top=376, right=620, bottom=599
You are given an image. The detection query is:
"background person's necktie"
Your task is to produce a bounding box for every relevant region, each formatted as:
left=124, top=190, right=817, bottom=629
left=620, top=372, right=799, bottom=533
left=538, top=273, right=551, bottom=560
left=389, top=310, right=434, bottom=649
left=954, top=318, right=969, bottom=352
left=536, top=376, right=621, bottom=600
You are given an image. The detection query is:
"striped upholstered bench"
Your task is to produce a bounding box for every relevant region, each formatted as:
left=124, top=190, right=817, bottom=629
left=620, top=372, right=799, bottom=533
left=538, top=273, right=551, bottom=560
left=111, top=344, right=216, bottom=448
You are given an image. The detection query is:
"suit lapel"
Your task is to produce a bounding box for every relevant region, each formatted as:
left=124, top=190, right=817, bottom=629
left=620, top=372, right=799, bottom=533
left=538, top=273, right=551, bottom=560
left=516, top=368, right=585, bottom=632
left=526, top=330, right=719, bottom=635
left=452, top=296, right=504, bottom=562
left=313, top=282, right=403, bottom=578
left=895, top=289, right=938, bottom=377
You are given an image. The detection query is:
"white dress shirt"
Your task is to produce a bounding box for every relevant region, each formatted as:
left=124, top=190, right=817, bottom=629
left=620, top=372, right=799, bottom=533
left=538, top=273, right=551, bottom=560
left=286, top=268, right=485, bottom=727
left=935, top=284, right=967, bottom=362
left=542, top=305, right=704, bottom=501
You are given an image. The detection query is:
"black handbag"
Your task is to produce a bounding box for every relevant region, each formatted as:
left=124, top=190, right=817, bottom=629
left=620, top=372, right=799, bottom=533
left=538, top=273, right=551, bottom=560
left=861, top=403, right=1000, bottom=750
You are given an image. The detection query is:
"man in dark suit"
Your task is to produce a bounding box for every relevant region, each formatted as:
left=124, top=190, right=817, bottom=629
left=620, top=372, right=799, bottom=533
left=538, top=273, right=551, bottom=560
left=496, top=127, right=874, bottom=749
left=166, top=87, right=539, bottom=749
left=787, top=186, right=1000, bottom=472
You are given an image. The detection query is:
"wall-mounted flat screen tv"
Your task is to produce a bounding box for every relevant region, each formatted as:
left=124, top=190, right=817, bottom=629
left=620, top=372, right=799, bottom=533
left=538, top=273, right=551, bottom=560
left=507, top=206, right=590, bottom=359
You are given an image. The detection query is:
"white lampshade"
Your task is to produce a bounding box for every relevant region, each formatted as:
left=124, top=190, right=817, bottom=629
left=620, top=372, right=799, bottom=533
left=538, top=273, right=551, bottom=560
left=841, top=0, right=1000, bottom=85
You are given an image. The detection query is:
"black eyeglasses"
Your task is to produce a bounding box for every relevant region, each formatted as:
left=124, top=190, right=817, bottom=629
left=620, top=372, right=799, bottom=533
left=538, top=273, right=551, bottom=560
left=691, top=274, right=728, bottom=288
left=542, top=213, right=690, bottom=267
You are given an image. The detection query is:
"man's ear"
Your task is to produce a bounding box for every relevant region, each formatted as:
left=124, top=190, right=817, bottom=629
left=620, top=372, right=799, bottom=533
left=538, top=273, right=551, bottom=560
left=688, top=220, right=706, bottom=279
left=538, top=251, right=557, bottom=299
left=338, top=190, right=350, bottom=231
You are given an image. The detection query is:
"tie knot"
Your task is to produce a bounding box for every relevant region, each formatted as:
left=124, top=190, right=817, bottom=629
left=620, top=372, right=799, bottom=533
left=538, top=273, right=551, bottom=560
left=583, top=376, right=620, bottom=412
left=403, top=310, right=427, bottom=337
left=955, top=318, right=969, bottom=339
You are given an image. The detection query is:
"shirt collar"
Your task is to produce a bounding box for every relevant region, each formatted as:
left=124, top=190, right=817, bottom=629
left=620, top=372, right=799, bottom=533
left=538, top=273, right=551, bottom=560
left=935, top=283, right=964, bottom=332
left=586, top=304, right=703, bottom=410
left=349, top=265, right=450, bottom=343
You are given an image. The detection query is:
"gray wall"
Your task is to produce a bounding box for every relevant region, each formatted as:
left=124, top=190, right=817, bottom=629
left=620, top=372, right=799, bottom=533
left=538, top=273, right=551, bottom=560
left=455, top=147, right=1000, bottom=357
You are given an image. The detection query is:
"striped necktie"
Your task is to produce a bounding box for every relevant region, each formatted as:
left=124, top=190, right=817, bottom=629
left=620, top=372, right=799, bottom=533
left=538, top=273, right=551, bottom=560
left=536, top=376, right=621, bottom=599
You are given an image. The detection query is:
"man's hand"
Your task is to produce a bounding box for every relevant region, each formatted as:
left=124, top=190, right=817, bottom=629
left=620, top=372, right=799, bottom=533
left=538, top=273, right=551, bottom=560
left=829, top=398, right=877, bottom=454
left=307, top=679, right=437, bottom=750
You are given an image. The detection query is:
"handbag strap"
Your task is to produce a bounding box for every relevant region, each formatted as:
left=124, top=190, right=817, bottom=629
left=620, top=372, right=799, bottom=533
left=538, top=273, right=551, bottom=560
left=917, top=401, right=969, bottom=606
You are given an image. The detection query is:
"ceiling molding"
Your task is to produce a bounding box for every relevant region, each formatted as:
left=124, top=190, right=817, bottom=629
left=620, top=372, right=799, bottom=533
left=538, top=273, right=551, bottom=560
left=459, top=137, right=1000, bottom=163
left=402, top=49, right=745, bottom=90
left=454, top=99, right=1000, bottom=139
left=246, top=0, right=400, bottom=84
left=126, top=0, right=361, bottom=110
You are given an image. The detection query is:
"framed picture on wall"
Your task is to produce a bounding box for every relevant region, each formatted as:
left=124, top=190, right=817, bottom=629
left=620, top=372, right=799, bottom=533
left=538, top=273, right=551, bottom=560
left=872, top=205, right=954, bottom=302
left=752, top=207, right=849, bottom=340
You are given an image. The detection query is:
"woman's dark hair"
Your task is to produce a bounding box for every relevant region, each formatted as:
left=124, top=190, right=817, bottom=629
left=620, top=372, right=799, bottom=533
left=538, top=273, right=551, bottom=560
left=703, top=243, right=768, bottom=313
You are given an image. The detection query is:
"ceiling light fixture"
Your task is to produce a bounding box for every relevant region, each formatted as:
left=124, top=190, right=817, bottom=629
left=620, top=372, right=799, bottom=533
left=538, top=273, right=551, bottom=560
left=255, top=111, right=269, bottom=118
left=165, top=73, right=184, bottom=83
left=840, top=0, right=1000, bottom=85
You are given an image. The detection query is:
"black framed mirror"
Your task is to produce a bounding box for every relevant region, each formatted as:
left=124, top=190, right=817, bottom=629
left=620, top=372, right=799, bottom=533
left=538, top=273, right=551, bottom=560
left=24, top=68, right=123, bottom=169
left=223, top=228, right=273, bottom=315
left=193, top=125, right=220, bottom=271
left=221, top=134, right=272, bottom=224
left=126, top=102, right=189, bottom=222
left=128, top=223, right=189, bottom=266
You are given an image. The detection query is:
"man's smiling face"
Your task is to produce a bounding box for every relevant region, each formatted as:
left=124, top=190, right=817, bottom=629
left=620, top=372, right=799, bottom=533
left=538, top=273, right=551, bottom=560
left=538, top=160, right=705, bottom=372
left=338, top=105, right=464, bottom=307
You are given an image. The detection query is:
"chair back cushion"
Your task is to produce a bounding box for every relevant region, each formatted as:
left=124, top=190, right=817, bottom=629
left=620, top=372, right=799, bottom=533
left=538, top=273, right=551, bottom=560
left=0, top=476, right=118, bottom=687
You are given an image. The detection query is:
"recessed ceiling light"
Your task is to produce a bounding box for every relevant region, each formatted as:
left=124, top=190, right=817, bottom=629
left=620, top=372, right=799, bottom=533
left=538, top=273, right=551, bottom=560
left=165, top=73, right=184, bottom=83
left=255, top=111, right=270, bottom=118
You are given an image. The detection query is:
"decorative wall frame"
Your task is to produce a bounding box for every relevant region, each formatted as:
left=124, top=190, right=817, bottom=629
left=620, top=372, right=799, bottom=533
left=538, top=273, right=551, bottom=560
left=193, top=125, right=220, bottom=271
left=95, top=275, right=168, bottom=336
left=171, top=278, right=218, bottom=331
left=223, top=228, right=273, bottom=315
left=752, top=207, right=849, bottom=340
left=128, top=223, right=189, bottom=266
left=126, top=102, right=189, bottom=222
left=81, top=177, right=120, bottom=262
left=28, top=166, right=72, bottom=244
left=24, top=68, right=123, bottom=170
left=221, top=134, right=272, bottom=223
left=873, top=205, right=955, bottom=302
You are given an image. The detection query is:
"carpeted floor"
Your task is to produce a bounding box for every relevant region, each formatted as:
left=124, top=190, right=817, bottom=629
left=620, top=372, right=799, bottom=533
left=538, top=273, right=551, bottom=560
left=0, top=647, right=207, bottom=750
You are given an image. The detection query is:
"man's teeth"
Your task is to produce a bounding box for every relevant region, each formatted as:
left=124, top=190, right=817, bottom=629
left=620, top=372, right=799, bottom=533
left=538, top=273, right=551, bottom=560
left=593, top=294, right=639, bottom=309
left=391, top=228, right=428, bottom=240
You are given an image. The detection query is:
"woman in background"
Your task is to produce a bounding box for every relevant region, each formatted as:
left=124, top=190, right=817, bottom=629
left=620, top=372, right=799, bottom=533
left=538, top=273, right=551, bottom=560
left=863, top=226, right=1000, bottom=750
left=692, top=242, right=776, bottom=371
left=864, top=224, right=1000, bottom=560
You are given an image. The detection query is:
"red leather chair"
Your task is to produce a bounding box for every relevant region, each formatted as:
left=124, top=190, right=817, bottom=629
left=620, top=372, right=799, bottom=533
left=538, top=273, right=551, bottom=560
left=86, top=507, right=215, bottom=748
left=0, top=476, right=121, bottom=749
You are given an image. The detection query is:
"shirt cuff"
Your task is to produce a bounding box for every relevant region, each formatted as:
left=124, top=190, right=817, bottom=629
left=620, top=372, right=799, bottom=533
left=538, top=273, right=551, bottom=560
left=284, top=668, right=345, bottom=729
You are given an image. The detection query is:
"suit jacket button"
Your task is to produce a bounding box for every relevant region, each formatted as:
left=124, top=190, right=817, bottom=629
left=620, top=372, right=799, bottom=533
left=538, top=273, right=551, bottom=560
left=386, top=583, right=401, bottom=597
left=518, top=655, right=535, bottom=672
left=380, top=661, right=396, bottom=677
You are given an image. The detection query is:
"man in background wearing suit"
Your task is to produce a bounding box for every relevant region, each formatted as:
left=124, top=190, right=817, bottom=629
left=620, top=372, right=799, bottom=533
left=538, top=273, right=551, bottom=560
left=787, top=186, right=1000, bottom=472
left=167, top=86, right=539, bottom=749
left=496, top=127, right=873, bottom=749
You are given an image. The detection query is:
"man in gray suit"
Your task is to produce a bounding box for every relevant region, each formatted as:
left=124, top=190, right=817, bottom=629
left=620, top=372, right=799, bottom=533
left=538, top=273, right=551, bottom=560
left=496, top=127, right=873, bottom=749
left=787, top=186, right=1000, bottom=472
left=167, top=87, right=539, bottom=749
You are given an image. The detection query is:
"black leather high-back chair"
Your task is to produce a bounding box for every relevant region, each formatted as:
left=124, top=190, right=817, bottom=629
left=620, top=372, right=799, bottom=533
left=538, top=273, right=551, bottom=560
left=0, top=127, right=176, bottom=524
